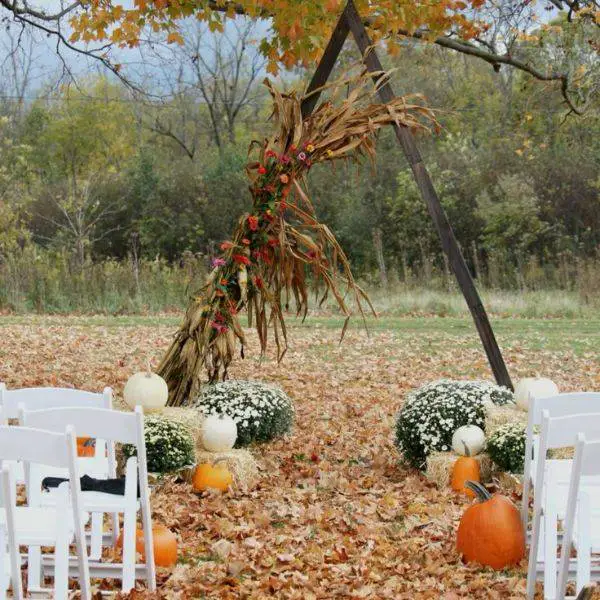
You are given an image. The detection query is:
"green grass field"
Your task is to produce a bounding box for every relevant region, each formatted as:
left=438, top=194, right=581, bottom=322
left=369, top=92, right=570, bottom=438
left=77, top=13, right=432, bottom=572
left=2, top=312, right=598, bottom=356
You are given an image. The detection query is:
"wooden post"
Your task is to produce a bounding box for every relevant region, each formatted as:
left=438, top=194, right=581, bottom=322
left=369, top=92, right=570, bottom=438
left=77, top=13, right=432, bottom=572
left=303, top=0, right=512, bottom=388
left=301, top=5, right=350, bottom=119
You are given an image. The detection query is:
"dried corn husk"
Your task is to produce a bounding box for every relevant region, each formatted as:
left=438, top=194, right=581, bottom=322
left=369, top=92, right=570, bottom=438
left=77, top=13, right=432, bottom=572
left=159, top=70, right=438, bottom=406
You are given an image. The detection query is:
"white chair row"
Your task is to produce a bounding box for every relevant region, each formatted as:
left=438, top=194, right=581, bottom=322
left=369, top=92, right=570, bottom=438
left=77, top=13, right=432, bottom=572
left=523, top=392, right=600, bottom=600
left=0, top=383, right=156, bottom=598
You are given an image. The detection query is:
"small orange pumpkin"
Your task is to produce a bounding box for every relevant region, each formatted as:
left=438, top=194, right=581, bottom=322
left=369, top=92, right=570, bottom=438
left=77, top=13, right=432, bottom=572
left=76, top=436, right=95, bottom=457
left=192, top=462, right=233, bottom=493
left=457, top=481, right=525, bottom=570
left=451, top=443, right=480, bottom=497
left=115, top=524, right=178, bottom=567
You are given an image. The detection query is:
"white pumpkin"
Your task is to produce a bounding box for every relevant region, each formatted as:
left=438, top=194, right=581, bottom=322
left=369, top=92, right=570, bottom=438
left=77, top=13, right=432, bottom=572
left=201, top=414, right=238, bottom=452
left=514, top=378, right=559, bottom=412
left=451, top=425, right=486, bottom=456
left=124, top=365, right=168, bottom=413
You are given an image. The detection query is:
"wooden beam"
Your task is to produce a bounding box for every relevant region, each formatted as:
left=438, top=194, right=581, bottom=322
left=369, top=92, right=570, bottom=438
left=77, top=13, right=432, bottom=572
left=301, top=4, right=350, bottom=119
left=343, top=0, right=513, bottom=389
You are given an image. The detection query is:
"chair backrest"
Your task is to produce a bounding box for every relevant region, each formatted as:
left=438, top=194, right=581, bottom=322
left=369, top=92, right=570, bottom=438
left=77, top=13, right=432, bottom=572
left=0, top=422, right=74, bottom=469
left=0, top=384, right=112, bottom=420
left=542, top=410, right=600, bottom=452
left=529, top=393, right=600, bottom=428
left=21, top=406, right=141, bottom=445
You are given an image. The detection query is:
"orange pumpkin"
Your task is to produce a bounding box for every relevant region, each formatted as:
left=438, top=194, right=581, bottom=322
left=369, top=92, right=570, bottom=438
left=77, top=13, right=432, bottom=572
left=457, top=481, right=525, bottom=570
left=76, top=436, right=95, bottom=457
left=116, top=524, right=178, bottom=567
left=451, top=443, right=480, bottom=497
left=192, top=462, right=233, bottom=493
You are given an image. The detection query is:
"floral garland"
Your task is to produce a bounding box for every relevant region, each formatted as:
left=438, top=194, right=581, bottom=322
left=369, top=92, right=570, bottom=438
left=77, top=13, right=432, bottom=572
left=159, top=73, right=438, bottom=406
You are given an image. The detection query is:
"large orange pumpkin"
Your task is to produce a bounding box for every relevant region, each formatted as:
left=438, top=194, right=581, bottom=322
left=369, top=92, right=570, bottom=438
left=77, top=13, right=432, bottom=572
left=451, top=444, right=480, bottom=497
left=457, top=481, right=525, bottom=570
left=192, top=462, right=233, bottom=492
left=115, top=524, right=178, bottom=567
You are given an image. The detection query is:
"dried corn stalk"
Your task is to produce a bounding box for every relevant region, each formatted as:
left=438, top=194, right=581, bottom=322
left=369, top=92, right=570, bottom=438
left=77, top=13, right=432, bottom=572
left=159, top=71, right=438, bottom=406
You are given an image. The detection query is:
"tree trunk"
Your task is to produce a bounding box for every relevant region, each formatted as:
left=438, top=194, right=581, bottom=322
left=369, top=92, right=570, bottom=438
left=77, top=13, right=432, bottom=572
left=372, top=227, right=388, bottom=287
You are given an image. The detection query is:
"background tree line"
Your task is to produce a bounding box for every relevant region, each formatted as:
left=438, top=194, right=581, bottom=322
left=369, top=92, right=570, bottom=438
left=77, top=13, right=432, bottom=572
left=0, top=19, right=599, bottom=312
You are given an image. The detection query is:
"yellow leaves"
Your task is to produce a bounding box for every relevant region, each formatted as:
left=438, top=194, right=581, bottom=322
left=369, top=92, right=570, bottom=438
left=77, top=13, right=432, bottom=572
left=166, top=31, right=184, bottom=44
left=67, top=0, right=492, bottom=74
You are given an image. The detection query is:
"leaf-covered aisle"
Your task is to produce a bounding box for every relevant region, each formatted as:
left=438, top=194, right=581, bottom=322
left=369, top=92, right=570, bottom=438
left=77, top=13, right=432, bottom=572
left=1, top=317, right=598, bottom=598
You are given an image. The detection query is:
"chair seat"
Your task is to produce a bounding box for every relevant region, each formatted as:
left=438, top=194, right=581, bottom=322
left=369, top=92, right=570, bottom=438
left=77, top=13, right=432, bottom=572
left=40, top=488, right=139, bottom=512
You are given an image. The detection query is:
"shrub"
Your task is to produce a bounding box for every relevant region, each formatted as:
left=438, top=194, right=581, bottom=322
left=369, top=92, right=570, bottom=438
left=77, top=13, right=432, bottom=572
left=395, top=380, right=495, bottom=469
left=486, top=422, right=526, bottom=473
left=123, top=416, right=195, bottom=473
left=196, top=380, right=294, bottom=447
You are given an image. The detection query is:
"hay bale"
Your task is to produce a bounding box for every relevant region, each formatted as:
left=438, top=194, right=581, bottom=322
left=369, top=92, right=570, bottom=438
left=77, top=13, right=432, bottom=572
left=157, top=407, right=205, bottom=446
left=425, top=452, right=494, bottom=489
left=189, top=449, right=260, bottom=491
left=494, top=471, right=524, bottom=494
left=485, top=403, right=526, bottom=435
left=425, top=451, right=494, bottom=489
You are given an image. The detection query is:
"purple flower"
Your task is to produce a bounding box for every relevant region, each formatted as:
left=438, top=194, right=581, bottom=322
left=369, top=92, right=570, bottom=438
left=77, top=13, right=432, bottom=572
left=212, top=257, right=226, bottom=268
left=297, top=152, right=307, bottom=161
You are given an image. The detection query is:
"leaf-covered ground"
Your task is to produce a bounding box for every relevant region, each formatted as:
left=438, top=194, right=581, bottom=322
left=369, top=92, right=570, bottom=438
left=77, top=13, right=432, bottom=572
left=1, top=315, right=599, bottom=599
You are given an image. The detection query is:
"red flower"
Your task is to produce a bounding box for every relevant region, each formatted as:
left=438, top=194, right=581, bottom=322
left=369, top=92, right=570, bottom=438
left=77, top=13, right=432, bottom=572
left=268, top=238, right=280, bottom=247
left=258, top=165, right=267, bottom=175
left=265, top=149, right=277, bottom=158
left=241, top=238, right=251, bottom=246
left=211, top=321, right=228, bottom=334
left=280, top=154, right=291, bottom=164
left=279, top=200, right=288, bottom=212
left=247, top=215, right=259, bottom=231
left=289, top=145, right=297, bottom=152
left=220, top=241, right=235, bottom=250
left=233, top=254, right=251, bottom=265
left=254, top=276, right=264, bottom=289
left=220, top=278, right=228, bottom=286
left=305, top=158, right=312, bottom=167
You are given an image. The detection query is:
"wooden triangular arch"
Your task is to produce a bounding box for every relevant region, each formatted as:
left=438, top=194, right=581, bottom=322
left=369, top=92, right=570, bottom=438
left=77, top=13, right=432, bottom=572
left=302, top=0, right=513, bottom=389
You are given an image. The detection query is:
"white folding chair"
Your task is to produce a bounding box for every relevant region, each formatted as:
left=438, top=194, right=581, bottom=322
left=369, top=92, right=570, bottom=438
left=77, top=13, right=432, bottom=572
left=557, top=434, right=600, bottom=599
left=0, top=423, right=91, bottom=600
left=522, top=393, right=600, bottom=531
left=0, top=384, right=114, bottom=586
left=527, top=411, right=600, bottom=600
left=21, top=406, right=156, bottom=594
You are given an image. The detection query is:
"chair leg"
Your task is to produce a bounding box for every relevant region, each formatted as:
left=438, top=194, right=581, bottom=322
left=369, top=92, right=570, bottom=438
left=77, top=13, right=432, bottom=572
left=121, top=507, right=136, bottom=593
left=26, top=546, right=42, bottom=593
left=544, top=495, right=558, bottom=600
left=527, top=507, right=543, bottom=600
left=89, top=513, right=103, bottom=561
left=53, top=526, right=70, bottom=600
left=575, top=493, right=591, bottom=597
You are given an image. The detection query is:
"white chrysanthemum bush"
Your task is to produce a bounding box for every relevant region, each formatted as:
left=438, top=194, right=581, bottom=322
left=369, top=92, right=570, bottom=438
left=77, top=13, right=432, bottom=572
left=486, top=422, right=526, bottom=474
left=395, top=379, right=514, bottom=469
left=196, top=380, right=294, bottom=447
left=123, top=416, right=195, bottom=474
